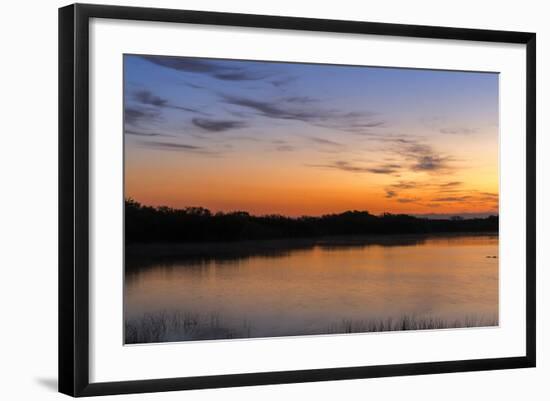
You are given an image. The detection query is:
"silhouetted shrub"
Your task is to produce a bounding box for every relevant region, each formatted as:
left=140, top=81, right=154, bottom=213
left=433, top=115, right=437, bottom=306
left=125, top=198, right=498, bottom=243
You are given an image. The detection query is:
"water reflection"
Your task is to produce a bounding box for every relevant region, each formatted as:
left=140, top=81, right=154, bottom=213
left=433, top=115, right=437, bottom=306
left=124, top=234, right=498, bottom=343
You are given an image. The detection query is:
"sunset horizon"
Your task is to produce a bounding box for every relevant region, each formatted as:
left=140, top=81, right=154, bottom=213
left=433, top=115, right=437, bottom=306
left=125, top=197, right=498, bottom=220
left=124, top=55, right=498, bottom=218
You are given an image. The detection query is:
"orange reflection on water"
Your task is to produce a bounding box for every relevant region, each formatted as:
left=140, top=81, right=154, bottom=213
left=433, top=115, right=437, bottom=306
left=125, top=234, right=498, bottom=340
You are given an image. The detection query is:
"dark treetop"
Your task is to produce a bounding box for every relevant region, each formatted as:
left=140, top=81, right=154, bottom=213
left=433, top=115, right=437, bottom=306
left=125, top=199, right=498, bottom=243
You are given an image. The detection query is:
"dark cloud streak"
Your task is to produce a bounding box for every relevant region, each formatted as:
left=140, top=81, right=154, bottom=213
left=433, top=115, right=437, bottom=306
left=396, top=198, right=419, bottom=203
left=275, top=145, right=295, bottom=152
left=440, top=127, right=477, bottom=135
left=132, top=89, right=206, bottom=114
left=140, top=55, right=273, bottom=81
left=124, top=106, right=161, bottom=125
left=270, top=76, right=296, bottom=88
left=307, top=137, right=343, bottom=147
left=385, top=138, right=454, bottom=174
left=192, top=117, right=248, bottom=132
left=308, top=160, right=401, bottom=175
left=411, top=155, right=452, bottom=172
left=137, top=140, right=220, bottom=156
left=220, top=94, right=383, bottom=134
left=124, top=129, right=169, bottom=137
left=432, top=196, right=473, bottom=202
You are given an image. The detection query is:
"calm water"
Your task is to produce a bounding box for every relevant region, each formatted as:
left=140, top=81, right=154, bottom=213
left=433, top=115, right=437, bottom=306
left=124, top=234, right=498, bottom=343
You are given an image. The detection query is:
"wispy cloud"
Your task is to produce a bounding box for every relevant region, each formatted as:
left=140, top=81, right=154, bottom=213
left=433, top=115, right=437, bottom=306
left=275, top=145, right=295, bottom=152
left=429, top=190, right=498, bottom=206
left=307, top=137, right=455, bottom=177
left=132, top=89, right=205, bottom=114
left=309, top=160, right=401, bottom=175
left=137, top=140, right=219, bottom=156
left=439, top=181, right=462, bottom=187
left=389, top=180, right=419, bottom=190
left=270, top=76, right=296, bottom=88
left=411, top=155, right=451, bottom=172
left=388, top=180, right=462, bottom=191
left=124, top=128, right=169, bottom=137
left=220, top=94, right=383, bottom=134
left=368, top=164, right=402, bottom=174
left=192, top=117, right=248, bottom=132
left=221, top=94, right=320, bottom=121
left=381, top=179, right=498, bottom=210
left=183, top=81, right=205, bottom=89
left=439, top=127, right=477, bottom=135
left=387, top=138, right=455, bottom=174
left=133, top=89, right=167, bottom=107
left=432, top=196, right=473, bottom=202
left=421, top=115, right=479, bottom=136
left=347, top=121, right=386, bottom=129
left=124, top=106, right=161, bottom=126
left=383, top=180, right=467, bottom=202
left=283, top=96, right=319, bottom=104
left=140, top=56, right=272, bottom=81
left=307, top=136, right=344, bottom=147
left=396, top=197, right=420, bottom=204
left=226, top=135, right=261, bottom=142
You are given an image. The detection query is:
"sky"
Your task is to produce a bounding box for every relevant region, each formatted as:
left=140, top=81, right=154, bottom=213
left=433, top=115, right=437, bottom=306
left=124, top=54, right=499, bottom=218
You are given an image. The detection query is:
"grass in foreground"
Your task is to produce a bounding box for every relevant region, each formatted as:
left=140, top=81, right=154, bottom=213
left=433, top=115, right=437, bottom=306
left=327, top=315, right=497, bottom=334
left=125, top=311, right=498, bottom=344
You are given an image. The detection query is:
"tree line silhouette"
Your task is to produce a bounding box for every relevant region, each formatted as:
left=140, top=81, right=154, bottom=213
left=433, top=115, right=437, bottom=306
left=125, top=199, right=498, bottom=243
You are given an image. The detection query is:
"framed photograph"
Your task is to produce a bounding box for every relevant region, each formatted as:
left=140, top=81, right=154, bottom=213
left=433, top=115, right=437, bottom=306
left=59, top=3, right=536, bottom=397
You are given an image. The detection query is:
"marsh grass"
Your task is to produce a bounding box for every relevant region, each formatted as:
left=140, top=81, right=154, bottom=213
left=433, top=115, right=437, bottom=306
left=125, top=311, right=497, bottom=344
left=327, top=314, right=498, bottom=334
left=125, top=311, right=253, bottom=344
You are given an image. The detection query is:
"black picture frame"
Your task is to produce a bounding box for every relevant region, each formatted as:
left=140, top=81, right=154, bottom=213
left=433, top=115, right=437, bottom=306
left=59, top=3, right=536, bottom=397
